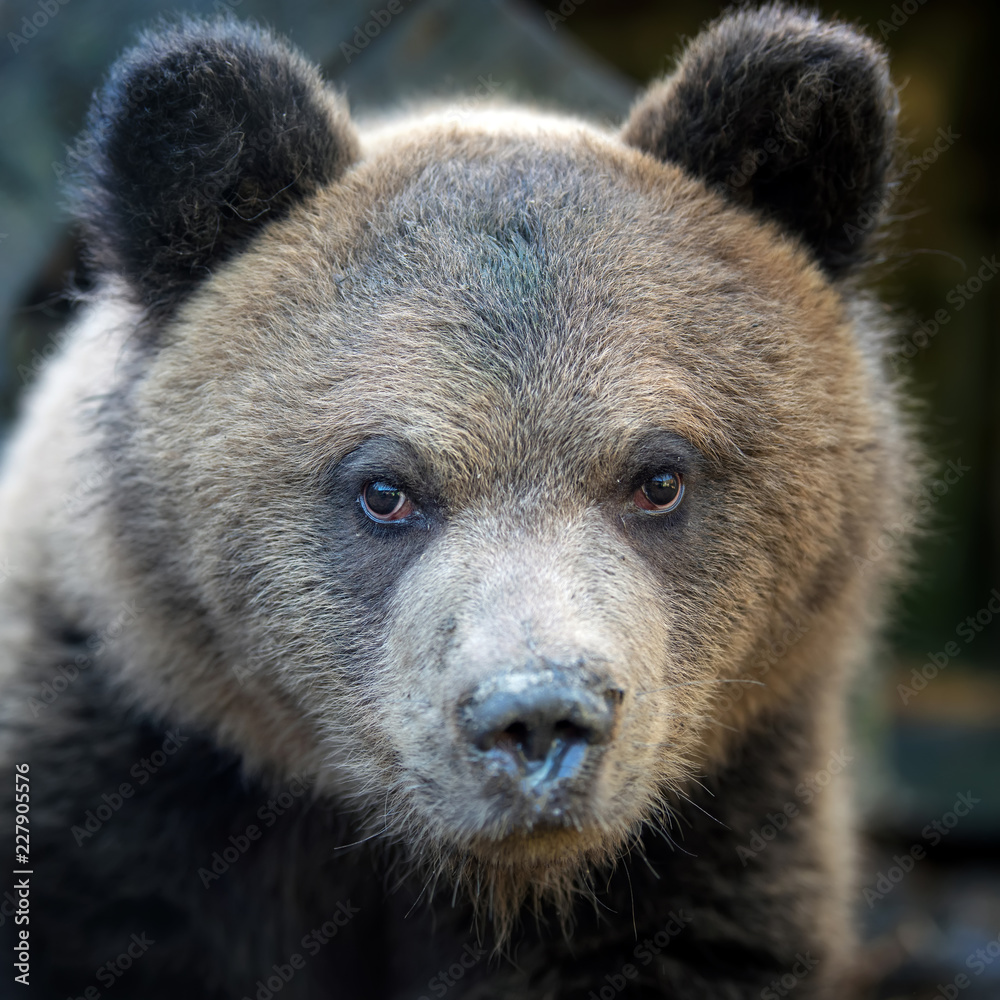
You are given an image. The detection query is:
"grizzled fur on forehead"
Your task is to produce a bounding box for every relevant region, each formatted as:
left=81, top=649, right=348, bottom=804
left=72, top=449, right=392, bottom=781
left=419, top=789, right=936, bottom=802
left=186, top=122, right=866, bottom=473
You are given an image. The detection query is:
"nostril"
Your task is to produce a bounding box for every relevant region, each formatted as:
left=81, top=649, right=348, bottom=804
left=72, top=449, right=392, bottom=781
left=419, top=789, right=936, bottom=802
left=553, top=719, right=589, bottom=744
left=460, top=675, right=621, bottom=774
left=495, top=718, right=592, bottom=762
left=494, top=721, right=529, bottom=756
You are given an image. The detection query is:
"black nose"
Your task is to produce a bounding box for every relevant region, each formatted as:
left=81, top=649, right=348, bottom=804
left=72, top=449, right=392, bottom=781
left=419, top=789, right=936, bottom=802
left=458, top=672, right=623, bottom=790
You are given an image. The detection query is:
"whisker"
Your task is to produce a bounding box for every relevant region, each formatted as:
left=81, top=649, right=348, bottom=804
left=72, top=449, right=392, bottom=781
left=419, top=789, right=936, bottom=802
left=403, top=869, right=434, bottom=919
left=673, top=789, right=728, bottom=829
left=622, top=857, right=638, bottom=940
left=332, top=827, right=388, bottom=850
left=636, top=679, right=766, bottom=697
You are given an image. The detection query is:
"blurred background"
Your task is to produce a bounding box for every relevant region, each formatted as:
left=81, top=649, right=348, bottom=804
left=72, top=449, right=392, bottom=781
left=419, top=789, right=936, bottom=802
left=0, top=0, right=996, bottom=995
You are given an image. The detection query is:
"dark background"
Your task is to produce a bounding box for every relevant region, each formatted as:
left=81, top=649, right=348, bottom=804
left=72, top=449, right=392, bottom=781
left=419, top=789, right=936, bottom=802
left=1, top=1, right=997, bottom=996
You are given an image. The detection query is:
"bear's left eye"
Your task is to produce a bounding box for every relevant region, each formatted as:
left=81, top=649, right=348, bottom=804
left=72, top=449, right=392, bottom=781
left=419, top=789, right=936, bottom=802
left=360, top=481, right=416, bottom=523
left=633, top=472, right=684, bottom=513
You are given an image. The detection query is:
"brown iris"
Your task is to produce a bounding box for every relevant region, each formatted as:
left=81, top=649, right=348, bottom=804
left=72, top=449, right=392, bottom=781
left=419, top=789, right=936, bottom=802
left=360, top=481, right=415, bottom=522
left=633, top=472, right=684, bottom=513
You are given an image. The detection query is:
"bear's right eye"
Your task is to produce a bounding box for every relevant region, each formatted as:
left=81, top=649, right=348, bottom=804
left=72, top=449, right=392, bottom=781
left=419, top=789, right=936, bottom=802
left=360, top=481, right=415, bottom=523
left=633, top=472, right=684, bottom=514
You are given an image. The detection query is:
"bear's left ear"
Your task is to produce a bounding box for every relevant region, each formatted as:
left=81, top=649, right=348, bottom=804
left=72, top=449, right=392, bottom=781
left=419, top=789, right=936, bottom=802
left=71, top=18, right=360, bottom=319
left=621, top=5, right=898, bottom=276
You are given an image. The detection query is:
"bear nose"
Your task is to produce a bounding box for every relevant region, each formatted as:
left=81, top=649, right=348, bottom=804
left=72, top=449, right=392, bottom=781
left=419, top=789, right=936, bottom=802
left=458, top=672, right=623, bottom=791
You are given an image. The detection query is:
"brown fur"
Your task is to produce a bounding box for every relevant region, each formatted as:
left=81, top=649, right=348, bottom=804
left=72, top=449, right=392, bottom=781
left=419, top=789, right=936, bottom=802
left=0, top=9, right=914, bottom=995
left=5, top=116, right=908, bottom=920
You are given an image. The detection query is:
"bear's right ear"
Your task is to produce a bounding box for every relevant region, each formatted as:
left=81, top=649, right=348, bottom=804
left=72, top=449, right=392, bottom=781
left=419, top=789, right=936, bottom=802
left=71, top=18, right=359, bottom=319
left=621, top=5, right=898, bottom=276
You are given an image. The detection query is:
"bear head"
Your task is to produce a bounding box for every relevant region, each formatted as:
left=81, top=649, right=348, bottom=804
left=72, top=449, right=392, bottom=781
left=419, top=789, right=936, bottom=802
left=68, top=8, right=905, bottom=934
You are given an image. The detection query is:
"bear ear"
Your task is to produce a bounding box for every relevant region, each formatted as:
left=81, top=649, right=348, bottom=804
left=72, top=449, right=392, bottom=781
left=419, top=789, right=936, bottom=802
left=621, top=4, right=898, bottom=276
left=71, top=18, right=360, bottom=318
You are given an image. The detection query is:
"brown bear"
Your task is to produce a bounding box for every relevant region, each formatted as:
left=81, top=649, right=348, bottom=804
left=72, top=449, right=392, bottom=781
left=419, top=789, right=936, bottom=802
left=0, top=7, right=912, bottom=998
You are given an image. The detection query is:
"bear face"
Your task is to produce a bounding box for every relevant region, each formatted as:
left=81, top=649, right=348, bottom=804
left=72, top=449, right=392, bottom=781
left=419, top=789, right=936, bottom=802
left=0, top=7, right=912, bottom=994
left=105, top=121, right=893, bottom=912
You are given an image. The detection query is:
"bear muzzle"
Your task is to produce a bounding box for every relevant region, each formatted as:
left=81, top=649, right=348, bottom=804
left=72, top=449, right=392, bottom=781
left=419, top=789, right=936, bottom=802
left=456, top=667, right=623, bottom=827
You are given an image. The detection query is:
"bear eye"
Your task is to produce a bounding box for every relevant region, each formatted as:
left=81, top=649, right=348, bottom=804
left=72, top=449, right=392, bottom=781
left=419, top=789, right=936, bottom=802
left=633, top=472, right=684, bottom=513
left=360, top=481, right=416, bottom=523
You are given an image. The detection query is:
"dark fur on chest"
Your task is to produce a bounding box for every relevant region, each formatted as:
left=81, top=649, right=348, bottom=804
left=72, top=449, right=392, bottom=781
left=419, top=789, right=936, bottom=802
left=2, top=649, right=831, bottom=1000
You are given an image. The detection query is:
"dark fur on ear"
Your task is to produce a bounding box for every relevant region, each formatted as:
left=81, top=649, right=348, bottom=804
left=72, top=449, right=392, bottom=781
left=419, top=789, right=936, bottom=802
left=70, top=18, right=359, bottom=318
left=621, top=3, right=898, bottom=275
